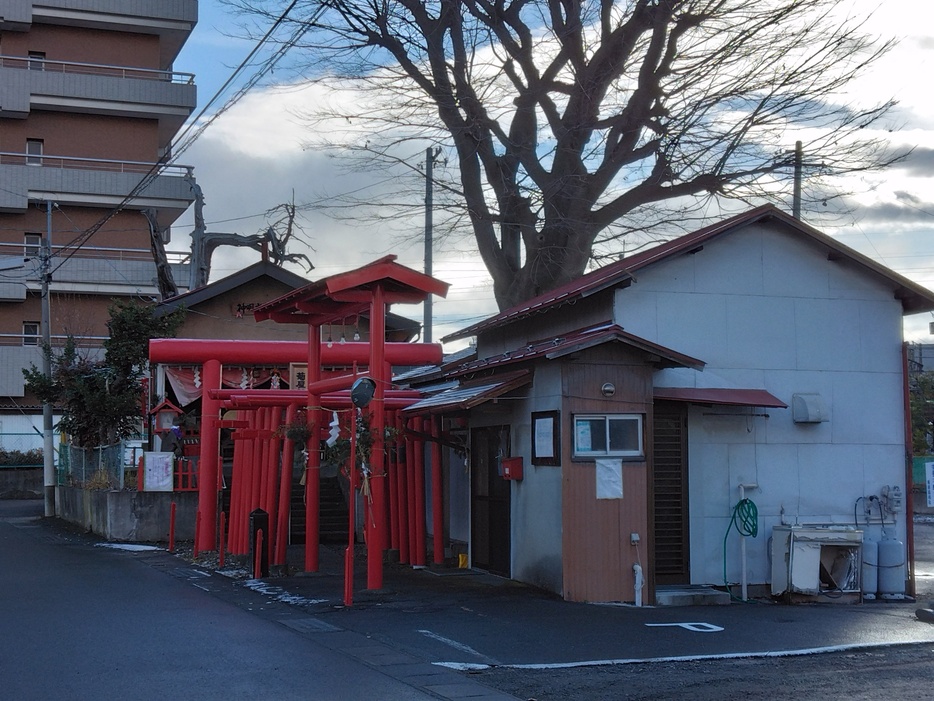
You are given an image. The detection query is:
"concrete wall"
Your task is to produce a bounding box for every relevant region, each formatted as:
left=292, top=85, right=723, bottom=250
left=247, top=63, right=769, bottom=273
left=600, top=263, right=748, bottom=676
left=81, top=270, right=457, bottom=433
left=56, top=485, right=197, bottom=541
left=614, top=219, right=911, bottom=588
left=0, top=466, right=41, bottom=496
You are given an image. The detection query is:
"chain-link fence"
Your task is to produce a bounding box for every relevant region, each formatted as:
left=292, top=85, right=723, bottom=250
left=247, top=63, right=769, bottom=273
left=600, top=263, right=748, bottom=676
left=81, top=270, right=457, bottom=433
left=0, top=433, right=44, bottom=468
left=59, top=442, right=139, bottom=489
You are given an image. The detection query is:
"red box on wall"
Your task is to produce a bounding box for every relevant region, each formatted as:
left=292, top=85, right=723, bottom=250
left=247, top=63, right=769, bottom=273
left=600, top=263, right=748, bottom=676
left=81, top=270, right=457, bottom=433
left=502, top=457, right=523, bottom=480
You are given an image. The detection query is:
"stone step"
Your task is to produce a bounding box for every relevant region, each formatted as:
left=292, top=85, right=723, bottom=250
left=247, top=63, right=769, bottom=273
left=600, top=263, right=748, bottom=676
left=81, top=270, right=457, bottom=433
left=655, top=586, right=732, bottom=606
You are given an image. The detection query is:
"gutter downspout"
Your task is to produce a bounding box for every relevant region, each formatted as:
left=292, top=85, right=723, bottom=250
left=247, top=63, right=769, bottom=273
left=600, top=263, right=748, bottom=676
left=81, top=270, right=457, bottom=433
left=903, top=342, right=916, bottom=599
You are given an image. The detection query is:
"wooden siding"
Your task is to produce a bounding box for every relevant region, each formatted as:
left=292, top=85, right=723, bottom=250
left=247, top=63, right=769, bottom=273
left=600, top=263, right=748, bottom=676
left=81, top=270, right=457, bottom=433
left=561, top=346, right=654, bottom=603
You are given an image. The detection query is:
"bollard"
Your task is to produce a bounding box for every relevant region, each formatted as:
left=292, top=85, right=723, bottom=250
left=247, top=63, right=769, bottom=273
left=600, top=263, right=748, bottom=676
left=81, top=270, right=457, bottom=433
left=193, top=510, right=201, bottom=559
left=168, top=501, right=177, bottom=553
left=249, top=508, right=269, bottom=578
left=254, top=530, right=264, bottom=580
left=219, top=511, right=226, bottom=569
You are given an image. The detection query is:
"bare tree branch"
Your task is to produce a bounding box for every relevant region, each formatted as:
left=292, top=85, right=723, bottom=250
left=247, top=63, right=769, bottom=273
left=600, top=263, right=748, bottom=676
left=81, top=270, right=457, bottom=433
left=222, top=0, right=903, bottom=309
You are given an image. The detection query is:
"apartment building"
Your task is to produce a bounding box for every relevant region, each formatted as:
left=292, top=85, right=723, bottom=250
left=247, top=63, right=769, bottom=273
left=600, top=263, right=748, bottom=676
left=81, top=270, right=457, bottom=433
left=0, top=1, right=198, bottom=434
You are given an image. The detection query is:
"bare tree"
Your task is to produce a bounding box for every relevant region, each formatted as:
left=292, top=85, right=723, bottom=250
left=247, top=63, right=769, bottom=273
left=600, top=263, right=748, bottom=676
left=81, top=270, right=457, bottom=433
left=223, top=0, right=900, bottom=310
left=186, top=173, right=314, bottom=289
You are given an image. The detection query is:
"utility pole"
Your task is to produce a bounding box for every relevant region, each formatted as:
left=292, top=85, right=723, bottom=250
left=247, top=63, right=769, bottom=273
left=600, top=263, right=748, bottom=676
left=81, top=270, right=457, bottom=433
left=42, top=201, right=55, bottom=517
left=792, top=140, right=803, bottom=220
left=424, top=147, right=440, bottom=343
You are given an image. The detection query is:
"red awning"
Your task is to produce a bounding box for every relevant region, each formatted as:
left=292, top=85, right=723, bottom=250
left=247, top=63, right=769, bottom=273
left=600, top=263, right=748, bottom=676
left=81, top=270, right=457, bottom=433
left=654, top=387, right=787, bottom=408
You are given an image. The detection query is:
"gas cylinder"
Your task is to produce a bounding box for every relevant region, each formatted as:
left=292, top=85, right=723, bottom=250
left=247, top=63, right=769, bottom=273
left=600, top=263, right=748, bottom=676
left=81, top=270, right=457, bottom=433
left=878, top=537, right=905, bottom=598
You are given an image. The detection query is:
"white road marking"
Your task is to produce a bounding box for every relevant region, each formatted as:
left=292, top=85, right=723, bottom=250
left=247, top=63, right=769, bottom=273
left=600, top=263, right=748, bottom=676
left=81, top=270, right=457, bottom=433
left=418, top=629, right=485, bottom=657
left=434, top=640, right=934, bottom=671
left=645, top=622, right=724, bottom=632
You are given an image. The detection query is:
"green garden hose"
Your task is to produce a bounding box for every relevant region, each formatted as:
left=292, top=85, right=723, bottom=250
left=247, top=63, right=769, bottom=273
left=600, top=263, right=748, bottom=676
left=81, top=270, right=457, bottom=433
left=723, top=497, right=758, bottom=597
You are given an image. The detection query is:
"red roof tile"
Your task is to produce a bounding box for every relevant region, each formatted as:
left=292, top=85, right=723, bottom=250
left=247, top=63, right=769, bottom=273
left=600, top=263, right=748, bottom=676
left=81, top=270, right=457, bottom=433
left=448, top=322, right=704, bottom=376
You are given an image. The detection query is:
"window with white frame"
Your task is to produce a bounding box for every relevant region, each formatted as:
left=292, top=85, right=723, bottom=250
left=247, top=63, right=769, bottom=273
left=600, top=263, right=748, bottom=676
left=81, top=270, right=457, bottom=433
left=28, top=52, right=46, bottom=70
left=22, top=321, right=39, bottom=346
left=26, top=139, right=43, bottom=165
left=573, top=413, right=644, bottom=458
left=24, top=233, right=41, bottom=258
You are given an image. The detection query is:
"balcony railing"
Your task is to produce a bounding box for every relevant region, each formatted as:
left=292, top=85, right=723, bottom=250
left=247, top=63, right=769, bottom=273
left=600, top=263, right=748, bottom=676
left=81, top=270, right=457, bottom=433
left=0, top=54, right=194, bottom=85
left=0, top=151, right=191, bottom=177
left=0, top=242, right=189, bottom=266
left=0, top=333, right=108, bottom=348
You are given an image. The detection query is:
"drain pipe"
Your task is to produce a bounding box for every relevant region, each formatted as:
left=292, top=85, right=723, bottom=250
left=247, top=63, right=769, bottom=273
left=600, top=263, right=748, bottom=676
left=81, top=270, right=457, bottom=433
left=633, top=563, right=644, bottom=607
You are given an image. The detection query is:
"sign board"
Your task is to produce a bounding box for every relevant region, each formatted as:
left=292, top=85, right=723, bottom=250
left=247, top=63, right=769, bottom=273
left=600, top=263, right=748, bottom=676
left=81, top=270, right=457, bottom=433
left=927, top=461, right=934, bottom=508
left=290, top=363, right=307, bottom=390
left=143, top=452, right=174, bottom=492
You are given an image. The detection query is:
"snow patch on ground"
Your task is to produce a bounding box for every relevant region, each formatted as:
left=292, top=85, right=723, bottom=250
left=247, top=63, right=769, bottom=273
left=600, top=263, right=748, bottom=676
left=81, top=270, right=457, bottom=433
left=95, top=543, right=163, bottom=552
left=241, top=579, right=329, bottom=607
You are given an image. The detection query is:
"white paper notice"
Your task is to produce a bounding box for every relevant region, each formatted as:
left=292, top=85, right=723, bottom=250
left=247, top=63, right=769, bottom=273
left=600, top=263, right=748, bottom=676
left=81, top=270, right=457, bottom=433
left=144, top=452, right=174, bottom=492
left=596, top=458, right=623, bottom=499
left=534, top=417, right=553, bottom=459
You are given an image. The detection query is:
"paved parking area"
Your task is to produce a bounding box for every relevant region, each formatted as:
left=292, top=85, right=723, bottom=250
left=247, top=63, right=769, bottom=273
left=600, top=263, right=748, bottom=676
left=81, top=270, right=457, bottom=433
left=8, top=499, right=934, bottom=675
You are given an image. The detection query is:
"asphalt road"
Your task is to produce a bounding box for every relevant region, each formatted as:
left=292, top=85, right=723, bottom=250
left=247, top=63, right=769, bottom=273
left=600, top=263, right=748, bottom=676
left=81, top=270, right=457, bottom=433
left=5, top=499, right=934, bottom=701
left=0, top=500, right=507, bottom=700
left=478, top=517, right=934, bottom=699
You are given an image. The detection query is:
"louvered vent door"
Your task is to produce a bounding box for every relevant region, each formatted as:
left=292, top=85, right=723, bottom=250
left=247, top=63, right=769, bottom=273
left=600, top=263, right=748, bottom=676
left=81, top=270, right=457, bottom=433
left=653, top=402, right=689, bottom=584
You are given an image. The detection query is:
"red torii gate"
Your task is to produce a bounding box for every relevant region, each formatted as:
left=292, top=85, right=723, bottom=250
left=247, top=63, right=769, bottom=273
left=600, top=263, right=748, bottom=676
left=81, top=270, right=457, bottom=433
left=252, top=255, right=449, bottom=590
left=148, top=337, right=443, bottom=563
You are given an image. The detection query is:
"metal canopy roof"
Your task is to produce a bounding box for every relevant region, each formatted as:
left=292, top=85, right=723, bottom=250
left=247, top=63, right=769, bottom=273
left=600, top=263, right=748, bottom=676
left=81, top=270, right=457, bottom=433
left=402, top=370, right=532, bottom=415
left=653, top=387, right=787, bottom=408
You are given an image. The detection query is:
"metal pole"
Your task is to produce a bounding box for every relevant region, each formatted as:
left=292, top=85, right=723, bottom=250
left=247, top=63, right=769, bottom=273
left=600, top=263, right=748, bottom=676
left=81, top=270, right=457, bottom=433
left=739, top=484, right=748, bottom=601
left=42, top=201, right=55, bottom=517
left=424, top=147, right=437, bottom=343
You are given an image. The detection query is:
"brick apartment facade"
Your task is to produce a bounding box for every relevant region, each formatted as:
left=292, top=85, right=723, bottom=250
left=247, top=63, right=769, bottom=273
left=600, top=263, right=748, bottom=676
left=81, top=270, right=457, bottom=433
left=0, top=1, right=198, bottom=432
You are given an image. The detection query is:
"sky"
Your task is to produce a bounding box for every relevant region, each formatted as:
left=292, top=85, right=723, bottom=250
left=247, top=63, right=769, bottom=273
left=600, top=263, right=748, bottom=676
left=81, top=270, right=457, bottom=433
left=171, top=1, right=934, bottom=349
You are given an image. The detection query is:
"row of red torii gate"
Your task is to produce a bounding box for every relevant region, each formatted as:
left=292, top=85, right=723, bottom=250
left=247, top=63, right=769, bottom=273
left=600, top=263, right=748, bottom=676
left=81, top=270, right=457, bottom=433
left=149, top=257, right=452, bottom=600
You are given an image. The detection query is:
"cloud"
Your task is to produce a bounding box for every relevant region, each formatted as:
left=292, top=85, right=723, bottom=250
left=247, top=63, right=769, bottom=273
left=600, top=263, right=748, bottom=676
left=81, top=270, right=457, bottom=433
left=170, top=88, right=499, bottom=348
left=848, top=198, right=934, bottom=225
left=895, top=147, right=934, bottom=177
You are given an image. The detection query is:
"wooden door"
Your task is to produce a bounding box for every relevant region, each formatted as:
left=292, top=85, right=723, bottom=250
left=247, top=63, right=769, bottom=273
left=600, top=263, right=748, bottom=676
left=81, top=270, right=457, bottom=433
left=470, top=425, right=511, bottom=576
left=653, top=401, right=690, bottom=584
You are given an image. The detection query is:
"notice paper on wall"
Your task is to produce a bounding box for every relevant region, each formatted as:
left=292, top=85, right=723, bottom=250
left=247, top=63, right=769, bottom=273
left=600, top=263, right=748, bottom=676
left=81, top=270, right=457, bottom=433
left=144, top=452, right=174, bottom=492
left=596, top=458, right=623, bottom=499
